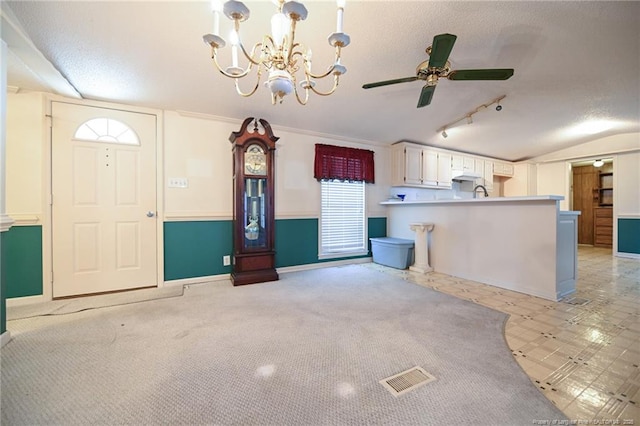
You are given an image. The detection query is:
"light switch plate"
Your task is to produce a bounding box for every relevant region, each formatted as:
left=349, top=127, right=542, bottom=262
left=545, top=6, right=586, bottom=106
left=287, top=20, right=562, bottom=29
left=168, top=178, right=188, bottom=188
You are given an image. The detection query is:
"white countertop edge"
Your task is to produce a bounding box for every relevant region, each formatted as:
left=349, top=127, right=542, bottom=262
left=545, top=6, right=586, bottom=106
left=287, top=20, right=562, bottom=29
left=380, top=195, right=564, bottom=205
left=559, top=210, right=581, bottom=216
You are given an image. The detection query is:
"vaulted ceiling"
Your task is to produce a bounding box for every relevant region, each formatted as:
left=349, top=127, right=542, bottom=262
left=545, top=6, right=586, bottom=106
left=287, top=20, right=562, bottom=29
left=3, top=1, right=639, bottom=161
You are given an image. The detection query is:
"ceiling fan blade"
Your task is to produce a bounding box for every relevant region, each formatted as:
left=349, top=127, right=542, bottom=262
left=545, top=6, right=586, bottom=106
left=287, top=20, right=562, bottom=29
left=428, top=33, right=457, bottom=69
left=362, top=77, right=418, bottom=89
left=417, top=85, right=436, bottom=108
left=447, top=69, right=514, bottom=81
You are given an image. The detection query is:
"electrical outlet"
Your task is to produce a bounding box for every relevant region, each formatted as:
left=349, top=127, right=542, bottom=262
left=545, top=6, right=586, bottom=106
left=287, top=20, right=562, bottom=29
left=223, top=255, right=231, bottom=266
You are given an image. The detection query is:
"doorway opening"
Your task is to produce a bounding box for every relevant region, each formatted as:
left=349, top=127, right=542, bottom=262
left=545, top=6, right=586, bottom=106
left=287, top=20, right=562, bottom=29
left=570, top=158, right=613, bottom=247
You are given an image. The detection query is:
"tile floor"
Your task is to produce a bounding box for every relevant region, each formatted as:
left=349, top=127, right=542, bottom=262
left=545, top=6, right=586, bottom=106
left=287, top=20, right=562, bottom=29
left=368, top=246, right=640, bottom=423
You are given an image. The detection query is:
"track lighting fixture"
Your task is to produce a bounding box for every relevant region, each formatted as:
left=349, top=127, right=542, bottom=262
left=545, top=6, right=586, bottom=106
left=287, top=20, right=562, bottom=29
left=437, top=95, right=505, bottom=138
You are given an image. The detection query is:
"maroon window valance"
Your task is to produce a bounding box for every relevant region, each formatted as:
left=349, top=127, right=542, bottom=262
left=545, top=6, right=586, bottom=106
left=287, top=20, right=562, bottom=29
left=314, top=144, right=375, bottom=183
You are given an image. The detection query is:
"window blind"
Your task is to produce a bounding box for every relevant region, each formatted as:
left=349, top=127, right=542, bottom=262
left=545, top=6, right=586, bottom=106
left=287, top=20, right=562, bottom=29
left=320, top=180, right=366, bottom=255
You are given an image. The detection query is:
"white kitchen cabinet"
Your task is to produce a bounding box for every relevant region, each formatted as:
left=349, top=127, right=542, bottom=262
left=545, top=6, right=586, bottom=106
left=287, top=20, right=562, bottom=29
left=463, top=156, right=475, bottom=171
left=483, top=160, right=494, bottom=190
left=404, top=145, right=423, bottom=185
left=438, top=152, right=452, bottom=187
left=392, top=143, right=452, bottom=188
left=391, top=143, right=422, bottom=186
left=422, top=150, right=438, bottom=186
left=474, top=158, right=484, bottom=175
left=452, top=154, right=475, bottom=172
left=423, top=150, right=452, bottom=188
left=494, top=162, right=514, bottom=177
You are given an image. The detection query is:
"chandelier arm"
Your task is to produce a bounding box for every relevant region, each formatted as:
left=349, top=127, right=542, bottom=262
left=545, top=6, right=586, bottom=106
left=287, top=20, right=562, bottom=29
left=292, top=80, right=310, bottom=106
left=212, top=50, right=254, bottom=79
left=307, top=46, right=344, bottom=80
left=308, top=75, right=340, bottom=97
left=306, top=66, right=336, bottom=80
left=285, top=18, right=298, bottom=67
left=233, top=68, right=263, bottom=98
left=238, top=41, right=264, bottom=66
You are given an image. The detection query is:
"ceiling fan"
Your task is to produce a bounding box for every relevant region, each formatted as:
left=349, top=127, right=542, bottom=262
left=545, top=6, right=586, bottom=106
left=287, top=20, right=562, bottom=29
left=362, top=33, right=514, bottom=108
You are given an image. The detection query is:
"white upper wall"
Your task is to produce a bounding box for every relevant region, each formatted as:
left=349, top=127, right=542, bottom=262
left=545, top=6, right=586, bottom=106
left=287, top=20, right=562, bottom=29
left=6, top=93, right=391, bottom=222
left=163, top=111, right=391, bottom=220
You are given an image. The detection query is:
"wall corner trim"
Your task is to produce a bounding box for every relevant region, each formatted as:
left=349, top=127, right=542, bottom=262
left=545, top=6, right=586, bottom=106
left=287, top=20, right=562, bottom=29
left=1, top=331, right=12, bottom=348
left=0, top=214, right=15, bottom=232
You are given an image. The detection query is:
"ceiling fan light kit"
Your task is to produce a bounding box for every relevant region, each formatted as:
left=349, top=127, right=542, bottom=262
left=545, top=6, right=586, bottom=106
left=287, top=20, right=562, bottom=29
left=203, top=0, right=350, bottom=105
left=363, top=33, right=514, bottom=108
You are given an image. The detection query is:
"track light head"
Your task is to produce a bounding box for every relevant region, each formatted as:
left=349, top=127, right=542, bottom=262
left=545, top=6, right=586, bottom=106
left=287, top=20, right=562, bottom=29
left=442, top=130, right=448, bottom=138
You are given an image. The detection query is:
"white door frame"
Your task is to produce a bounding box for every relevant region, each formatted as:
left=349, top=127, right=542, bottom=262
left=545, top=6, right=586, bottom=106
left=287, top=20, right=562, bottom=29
left=41, top=95, right=164, bottom=302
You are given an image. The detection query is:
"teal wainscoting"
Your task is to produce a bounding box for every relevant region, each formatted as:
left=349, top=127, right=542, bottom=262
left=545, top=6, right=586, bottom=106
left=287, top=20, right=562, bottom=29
left=164, top=217, right=387, bottom=280
left=1, top=231, right=7, bottom=333
left=618, top=218, right=640, bottom=254
left=164, top=221, right=233, bottom=281
left=3, top=225, right=43, bottom=299
left=275, top=219, right=319, bottom=268
left=367, top=217, right=387, bottom=252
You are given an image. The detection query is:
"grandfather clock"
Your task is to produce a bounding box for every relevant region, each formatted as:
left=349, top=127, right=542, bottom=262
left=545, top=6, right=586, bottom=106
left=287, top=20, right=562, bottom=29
left=229, top=117, right=279, bottom=286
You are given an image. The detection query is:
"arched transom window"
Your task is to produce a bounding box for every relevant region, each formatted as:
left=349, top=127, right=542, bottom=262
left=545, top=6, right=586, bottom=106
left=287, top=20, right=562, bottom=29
left=74, top=118, right=140, bottom=145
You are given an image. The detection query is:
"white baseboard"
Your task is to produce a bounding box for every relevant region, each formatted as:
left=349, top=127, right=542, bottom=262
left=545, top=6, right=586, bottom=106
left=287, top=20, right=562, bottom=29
left=164, top=274, right=231, bottom=287
left=1, top=330, right=12, bottom=348
left=277, top=257, right=372, bottom=274
left=7, top=294, right=47, bottom=307
left=163, top=258, right=373, bottom=286
left=615, top=252, right=640, bottom=259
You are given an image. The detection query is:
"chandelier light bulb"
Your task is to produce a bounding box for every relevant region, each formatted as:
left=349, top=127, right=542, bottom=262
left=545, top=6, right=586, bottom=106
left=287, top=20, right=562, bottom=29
left=336, top=1, right=345, bottom=33
left=212, top=1, right=222, bottom=35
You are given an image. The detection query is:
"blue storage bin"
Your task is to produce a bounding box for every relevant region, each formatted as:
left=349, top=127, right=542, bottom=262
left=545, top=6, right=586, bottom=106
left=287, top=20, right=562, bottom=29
left=370, top=237, right=415, bottom=269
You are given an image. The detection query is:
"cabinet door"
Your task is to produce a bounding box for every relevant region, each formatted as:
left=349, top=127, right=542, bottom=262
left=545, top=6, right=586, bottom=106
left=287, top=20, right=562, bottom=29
left=391, top=145, right=405, bottom=186
left=474, top=158, right=484, bottom=175
left=422, top=150, right=438, bottom=186
left=463, top=156, right=475, bottom=171
left=503, top=163, right=514, bottom=176
left=405, top=145, right=423, bottom=185
left=484, top=160, right=494, bottom=190
left=438, top=152, right=452, bottom=187
left=451, top=155, right=464, bottom=171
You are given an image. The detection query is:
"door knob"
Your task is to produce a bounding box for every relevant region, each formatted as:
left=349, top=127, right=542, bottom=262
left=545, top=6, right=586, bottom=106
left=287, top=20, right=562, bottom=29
left=146, top=211, right=156, bottom=217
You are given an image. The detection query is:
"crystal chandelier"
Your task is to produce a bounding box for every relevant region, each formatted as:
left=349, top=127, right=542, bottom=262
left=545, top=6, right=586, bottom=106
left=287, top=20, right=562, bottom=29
left=203, top=0, right=350, bottom=105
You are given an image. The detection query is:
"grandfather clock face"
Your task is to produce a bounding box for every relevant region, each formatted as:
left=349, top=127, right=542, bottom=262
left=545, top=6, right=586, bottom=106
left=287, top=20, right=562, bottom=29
left=244, top=144, right=267, bottom=176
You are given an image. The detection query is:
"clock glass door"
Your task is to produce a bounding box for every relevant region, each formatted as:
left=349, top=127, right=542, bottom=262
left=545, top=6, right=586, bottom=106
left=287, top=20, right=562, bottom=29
left=244, top=177, right=267, bottom=249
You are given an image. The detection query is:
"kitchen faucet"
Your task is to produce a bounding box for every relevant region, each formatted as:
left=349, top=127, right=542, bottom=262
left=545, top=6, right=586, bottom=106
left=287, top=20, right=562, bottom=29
left=473, top=184, right=489, bottom=198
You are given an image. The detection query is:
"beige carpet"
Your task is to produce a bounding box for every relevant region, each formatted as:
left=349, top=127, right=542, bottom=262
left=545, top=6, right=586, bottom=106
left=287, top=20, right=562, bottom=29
left=1, top=265, right=566, bottom=425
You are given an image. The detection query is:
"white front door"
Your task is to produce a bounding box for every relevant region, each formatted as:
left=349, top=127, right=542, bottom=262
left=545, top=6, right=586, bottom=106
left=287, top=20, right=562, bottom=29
left=51, top=102, right=157, bottom=298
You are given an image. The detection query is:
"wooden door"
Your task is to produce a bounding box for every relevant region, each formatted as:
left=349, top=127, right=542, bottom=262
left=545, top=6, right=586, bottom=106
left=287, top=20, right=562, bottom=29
left=572, top=165, right=598, bottom=245
left=51, top=102, right=157, bottom=298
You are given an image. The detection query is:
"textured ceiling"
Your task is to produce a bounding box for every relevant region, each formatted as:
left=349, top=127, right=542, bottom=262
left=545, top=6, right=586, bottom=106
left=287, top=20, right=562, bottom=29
left=4, top=1, right=640, bottom=161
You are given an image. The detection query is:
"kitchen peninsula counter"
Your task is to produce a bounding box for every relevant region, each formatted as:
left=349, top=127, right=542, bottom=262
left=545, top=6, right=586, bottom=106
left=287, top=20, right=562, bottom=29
left=381, top=195, right=579, bottom=301
left=380, top=195, right=563, bottom=205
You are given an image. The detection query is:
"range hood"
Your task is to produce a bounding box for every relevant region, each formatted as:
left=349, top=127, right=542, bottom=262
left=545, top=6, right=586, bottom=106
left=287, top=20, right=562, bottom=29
left=451, top=170, right=482, bottom=181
